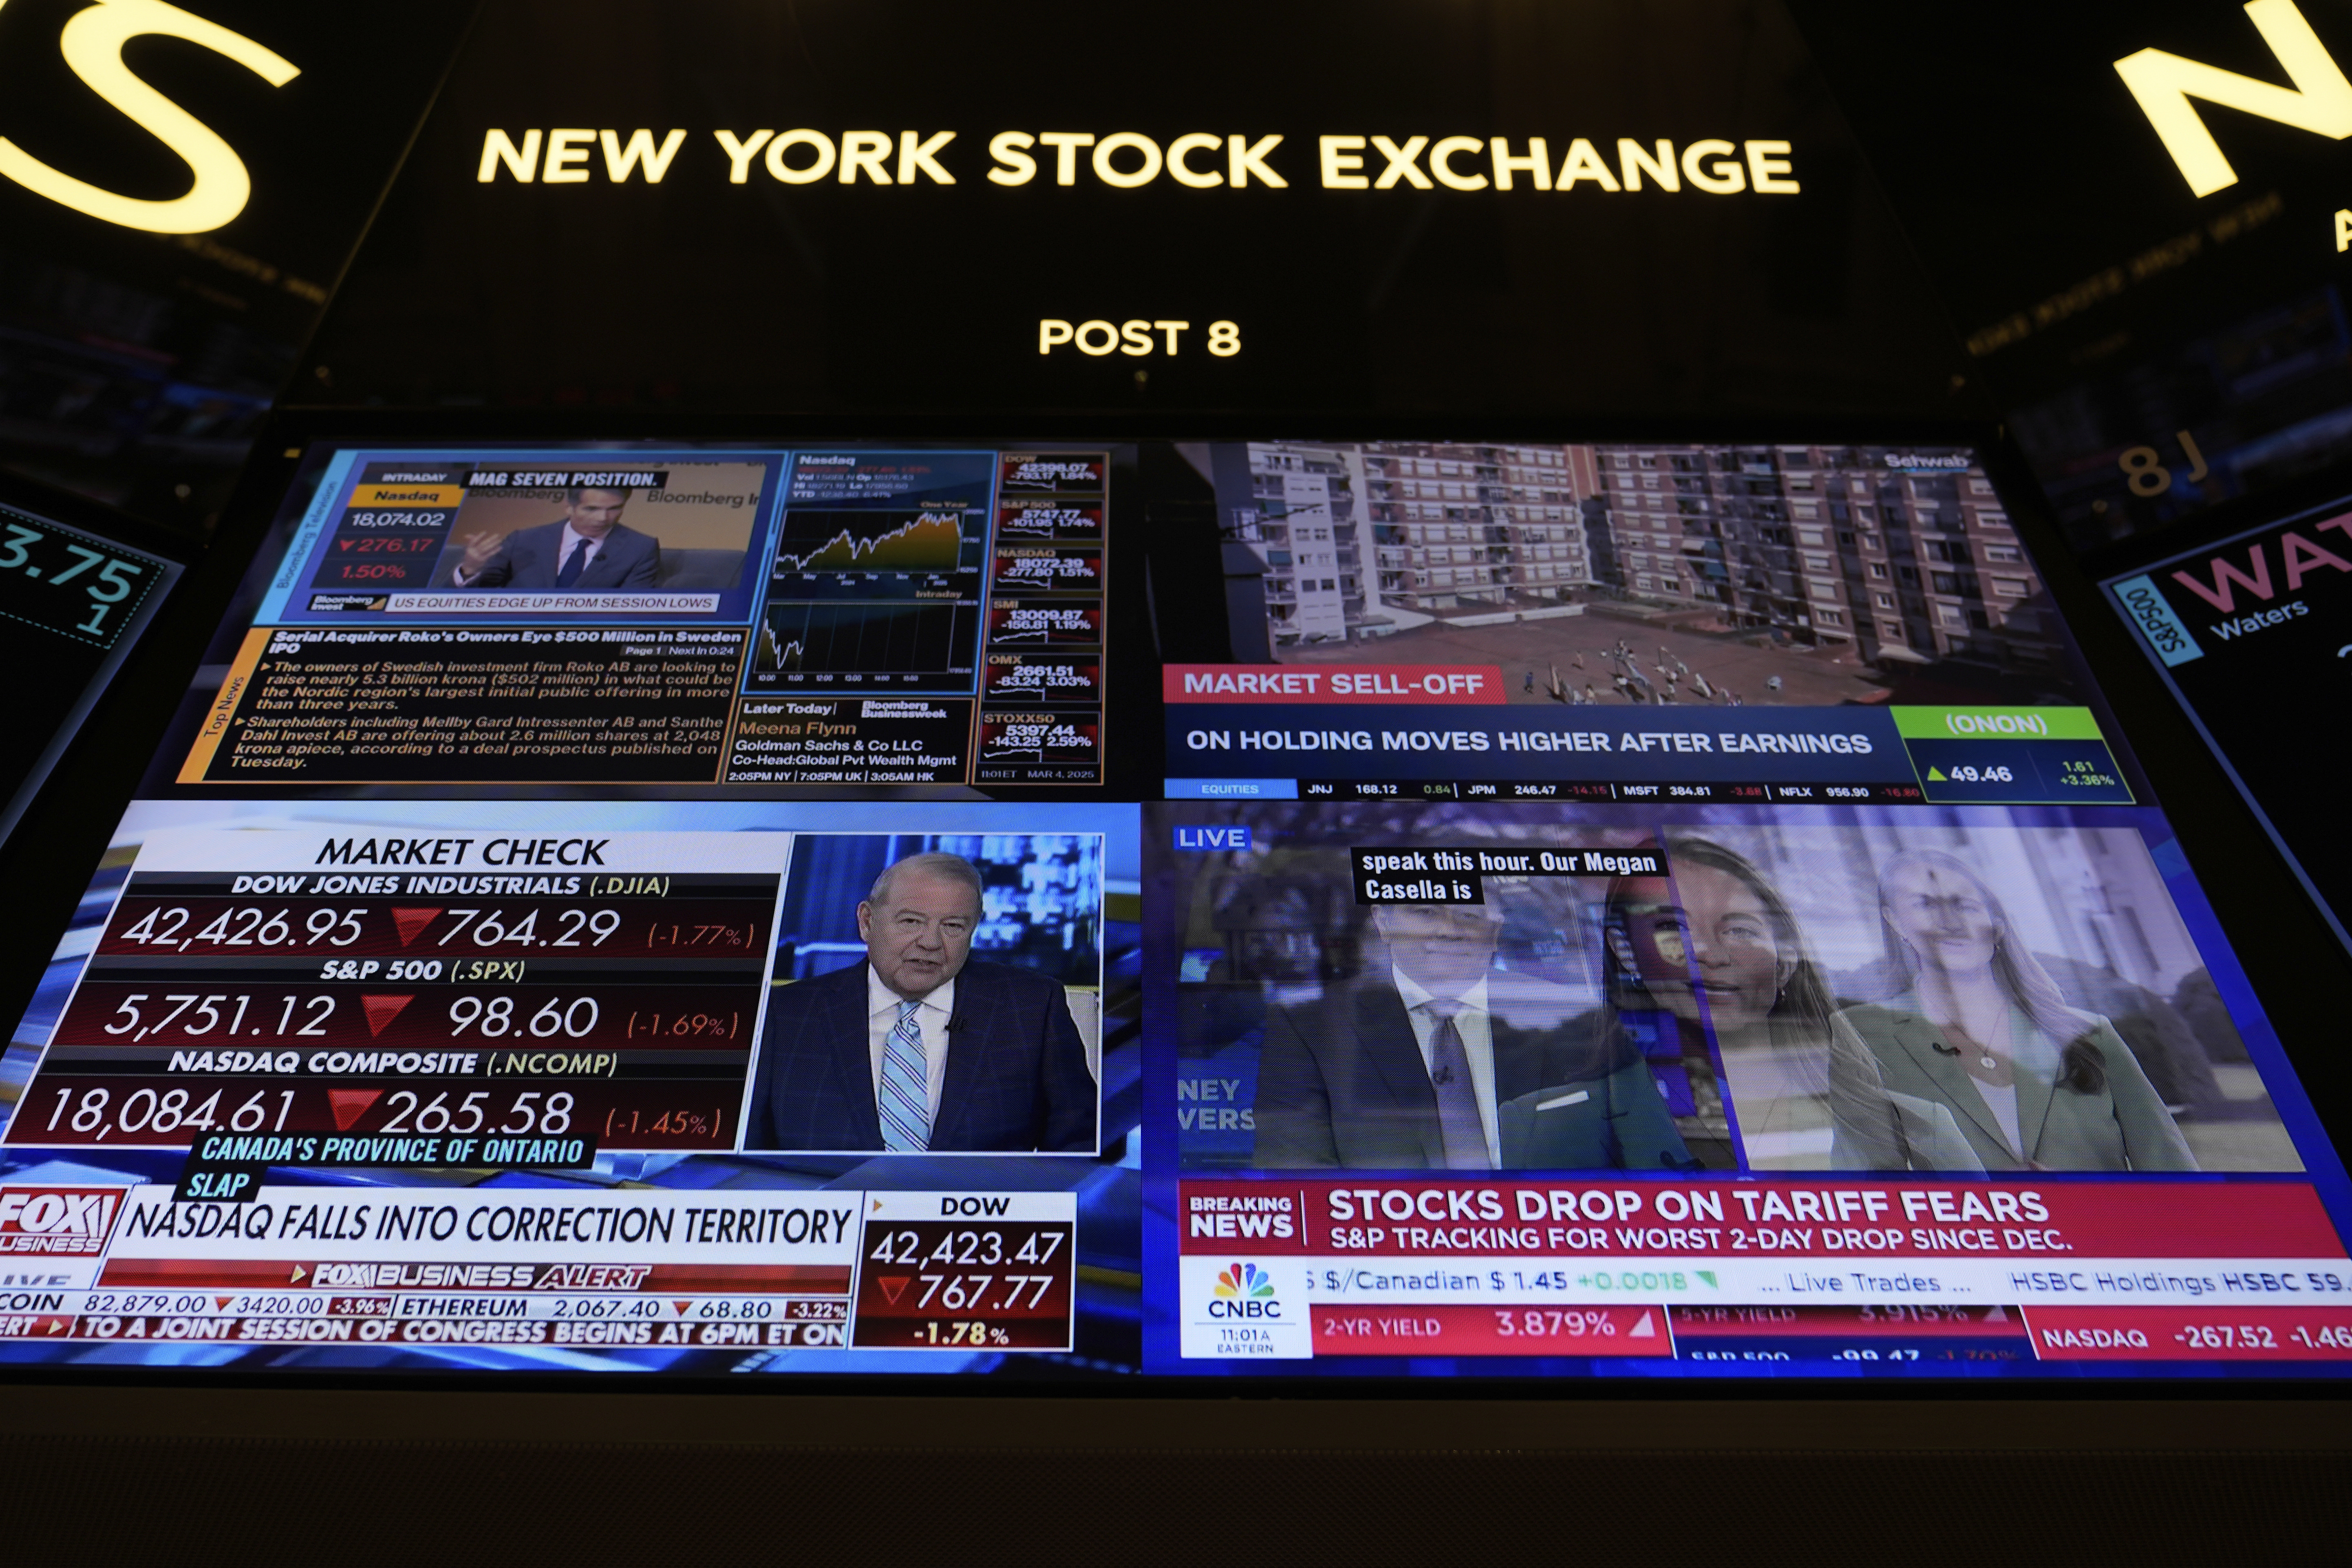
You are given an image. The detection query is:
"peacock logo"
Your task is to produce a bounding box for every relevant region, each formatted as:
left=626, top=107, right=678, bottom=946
left=1208, top=1262, right=1280, bottom=1317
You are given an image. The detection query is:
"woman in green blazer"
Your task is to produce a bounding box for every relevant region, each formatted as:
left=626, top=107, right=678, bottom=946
left=1834, top=848, right=2197, bottom=1173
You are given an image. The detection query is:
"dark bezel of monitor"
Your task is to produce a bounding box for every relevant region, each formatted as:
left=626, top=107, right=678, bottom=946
left=0, top=468, right=202, bottom=848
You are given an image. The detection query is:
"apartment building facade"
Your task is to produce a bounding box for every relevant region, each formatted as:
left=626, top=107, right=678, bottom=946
left=1594, top=444, right=2061, bottom=670
left=1227, top=441, right=2057, bottom=675
left=1234, top=441, right=1601, bottom=645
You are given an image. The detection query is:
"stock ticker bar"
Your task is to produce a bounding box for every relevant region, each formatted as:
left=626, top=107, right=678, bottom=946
left=0, top=1186, right=1075, bottom=1355
left=1292, top=780, right=1928, bottom=803
left=1174, top=1180, right=2352, bottom=1367
left=4, top=831, right=790, bottom=1160
left=1164, top=703, right=2131, bottom=805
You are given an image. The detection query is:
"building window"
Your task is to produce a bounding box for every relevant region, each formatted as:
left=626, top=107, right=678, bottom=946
left=1869, top=562, right=1889, bottom=579
left=1993, top=577, right=2029, bottom=596
left=1816, top=608, right=1844, bottom=626
left=1985, top=545, right=2020, bottom=562
left=1874, top=592, right=1894, bottom=608
left=1937, top=603, right=1966, bottom=629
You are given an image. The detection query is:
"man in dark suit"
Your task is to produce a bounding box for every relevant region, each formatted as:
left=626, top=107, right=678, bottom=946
left=1250, top=902, right=1689, bottom=1171
left=446, top=485, right=662, bottom=589
left=744, top=851, right=1098, bottom=1153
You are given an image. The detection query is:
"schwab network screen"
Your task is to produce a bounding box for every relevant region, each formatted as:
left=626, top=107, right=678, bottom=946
left=2, top=436, right=2346, bottom=1381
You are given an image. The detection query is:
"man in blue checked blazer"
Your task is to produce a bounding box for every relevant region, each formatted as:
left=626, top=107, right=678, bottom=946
left=744, top=851, right=1099, bottom=1153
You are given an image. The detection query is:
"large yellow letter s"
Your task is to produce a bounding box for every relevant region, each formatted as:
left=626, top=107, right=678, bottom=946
left=0, top=0, right=298, bottom=234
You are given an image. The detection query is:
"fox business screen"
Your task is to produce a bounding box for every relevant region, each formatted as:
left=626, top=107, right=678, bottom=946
left=2, top=435, right=2347, bottom=1382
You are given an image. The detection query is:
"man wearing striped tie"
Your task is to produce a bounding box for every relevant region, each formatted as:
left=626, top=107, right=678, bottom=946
left=743, top=851, right=1099, bottom=1153
left=1250, top=900, right=1687, bottom=1171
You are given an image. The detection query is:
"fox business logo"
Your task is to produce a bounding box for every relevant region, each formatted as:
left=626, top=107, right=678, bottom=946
left=0, top=0, right=299, bottom=233
left=1207, top=1261, right=1281, bottom=1318
left=0, top=1187, right=125, bottom=1254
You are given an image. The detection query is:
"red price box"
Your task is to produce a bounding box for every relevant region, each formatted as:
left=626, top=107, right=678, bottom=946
left=13, top=1075, right=742, bottom=1152
left=13, top=835, right=788, bottom=1157
left=849, top=1192, right=1077, bottom=1352
left=1308, top=1303, right=1672, bottom=1356
left=96, top=887, right=772, bottom=960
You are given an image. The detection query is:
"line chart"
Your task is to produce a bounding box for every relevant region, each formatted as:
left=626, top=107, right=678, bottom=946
left=773, top=510, right=968, bottom=573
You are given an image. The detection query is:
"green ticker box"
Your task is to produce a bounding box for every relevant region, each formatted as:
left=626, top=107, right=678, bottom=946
left=1890, top=706, right=2106, bottom=742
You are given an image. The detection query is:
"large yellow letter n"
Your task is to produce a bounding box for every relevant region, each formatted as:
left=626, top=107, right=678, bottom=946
left=2116, top=0, right=2352, bottom=198
left=0, top=0, right=298, bottom=233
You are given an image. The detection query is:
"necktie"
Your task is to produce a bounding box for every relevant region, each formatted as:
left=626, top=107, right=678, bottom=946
left=555, top=536, right=591, bottom=587
left=878, top=999, right=931, bottom=1152
left=1424, top=1002, right=1490, bottom=1170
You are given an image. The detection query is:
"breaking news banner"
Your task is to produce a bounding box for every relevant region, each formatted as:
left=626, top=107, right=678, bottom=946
left=0, top=1185, right=1075, bottom=1356
left=1174, top=1179, right=2352, bottom=1363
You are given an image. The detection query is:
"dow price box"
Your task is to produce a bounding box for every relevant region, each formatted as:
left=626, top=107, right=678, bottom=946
left=849, top=1191, right=1079, bottom=1352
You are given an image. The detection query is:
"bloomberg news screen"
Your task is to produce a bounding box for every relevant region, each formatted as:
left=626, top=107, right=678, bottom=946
left=2, top=435, right=2347, bottom=1381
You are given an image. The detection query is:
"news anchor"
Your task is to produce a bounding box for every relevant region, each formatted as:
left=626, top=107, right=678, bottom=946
left=445, top=485, right=662, bottom=589
left=1834, top=848, right=2197, bottom=1172
left=744, top=852, right=1098, bottom=1153
left=1250, top=901, right=1689, bottom=1171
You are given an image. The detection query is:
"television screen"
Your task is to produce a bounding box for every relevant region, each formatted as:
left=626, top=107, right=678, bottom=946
left=2, top=433, right=2343, bottom=1382
left=2104, top=493, right=2352, bottom=956
left=0, top=483, right=187, bottom=847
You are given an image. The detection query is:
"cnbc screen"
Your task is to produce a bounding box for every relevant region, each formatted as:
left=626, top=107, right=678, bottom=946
left=1, top=434, right=2346, bottom=1382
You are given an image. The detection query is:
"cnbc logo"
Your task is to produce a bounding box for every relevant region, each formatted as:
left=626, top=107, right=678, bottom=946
left=1208, top=1261, right=1280, bottom=1318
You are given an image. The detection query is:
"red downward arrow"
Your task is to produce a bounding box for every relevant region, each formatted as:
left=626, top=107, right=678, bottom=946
left=876, top=1275, right=911, bottom=1306
left=360, top=995, right=413, bottom=1037
left=672, top=1300, right=692, bottom=1316
left=389, top=908, right=441, bottom=947
left=214, top=1295, right=234, bottom=1309
left=326, top=1090, right=381, bottom=1130
left=338, top=540, right=351, bottom=551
